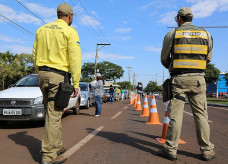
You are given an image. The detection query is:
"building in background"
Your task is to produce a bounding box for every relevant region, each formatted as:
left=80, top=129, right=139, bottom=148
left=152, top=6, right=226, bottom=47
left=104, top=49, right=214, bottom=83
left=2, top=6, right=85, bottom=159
left=207, top=72, right=228, bottom=96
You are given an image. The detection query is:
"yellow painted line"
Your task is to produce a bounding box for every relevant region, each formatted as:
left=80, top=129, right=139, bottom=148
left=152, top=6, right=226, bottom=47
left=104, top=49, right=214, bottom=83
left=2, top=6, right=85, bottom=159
left=62, top=126, right=104, bottom=159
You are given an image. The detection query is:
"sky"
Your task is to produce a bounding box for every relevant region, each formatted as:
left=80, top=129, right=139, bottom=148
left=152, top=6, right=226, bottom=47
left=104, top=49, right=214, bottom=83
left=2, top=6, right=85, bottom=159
left=0, top=0, right=228, bottom=87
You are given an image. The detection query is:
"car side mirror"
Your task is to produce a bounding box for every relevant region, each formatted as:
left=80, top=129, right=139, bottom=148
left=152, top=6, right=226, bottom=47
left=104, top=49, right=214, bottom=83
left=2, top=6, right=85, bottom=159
left=8, top=84, right=14, bottom=88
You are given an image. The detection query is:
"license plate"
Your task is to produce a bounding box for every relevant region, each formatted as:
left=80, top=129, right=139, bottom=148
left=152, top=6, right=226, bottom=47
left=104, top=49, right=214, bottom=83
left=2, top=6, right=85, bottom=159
left=3, top=109, right=22, bottom=115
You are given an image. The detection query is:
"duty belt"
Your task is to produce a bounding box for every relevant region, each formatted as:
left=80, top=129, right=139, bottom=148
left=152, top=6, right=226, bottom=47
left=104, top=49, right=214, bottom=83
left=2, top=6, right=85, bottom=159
left=39, top=66, right=67, bottom=76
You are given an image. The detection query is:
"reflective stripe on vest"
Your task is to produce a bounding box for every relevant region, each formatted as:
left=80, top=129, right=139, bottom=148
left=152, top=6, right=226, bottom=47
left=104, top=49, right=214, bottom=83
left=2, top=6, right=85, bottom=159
left=173, top=59, right=206, bottom=69
left=175, top=30, right=208, bottom=39
left=174, top=44, right=208, bottom=55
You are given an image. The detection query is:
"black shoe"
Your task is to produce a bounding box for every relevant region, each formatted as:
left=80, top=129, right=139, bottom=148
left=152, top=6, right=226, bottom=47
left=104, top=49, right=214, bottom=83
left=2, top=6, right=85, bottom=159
left=41, top=155, right=67, bottom=164
left=157, top=149, right=177, bottom=161
left=57, top=145, right=66, bottom=156
left=201, top=151, right=216, bottom=161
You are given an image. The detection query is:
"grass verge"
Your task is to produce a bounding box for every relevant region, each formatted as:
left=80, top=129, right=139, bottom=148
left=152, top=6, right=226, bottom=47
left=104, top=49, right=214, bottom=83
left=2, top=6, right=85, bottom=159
left=207, top=98, right=228, bottom=105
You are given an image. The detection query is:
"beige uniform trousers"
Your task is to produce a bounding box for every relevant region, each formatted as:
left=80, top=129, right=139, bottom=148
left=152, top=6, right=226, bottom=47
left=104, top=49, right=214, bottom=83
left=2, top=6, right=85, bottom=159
left=164, top=73, right=214, bottom=155
left=38, top=71, right=64, bottom=162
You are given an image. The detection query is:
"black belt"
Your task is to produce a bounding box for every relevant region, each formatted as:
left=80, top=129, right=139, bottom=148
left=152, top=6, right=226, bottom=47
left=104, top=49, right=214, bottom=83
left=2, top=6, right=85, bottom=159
left=39, top=66, right=67, bottom=76
left=170, top=70, right=204, bottom=76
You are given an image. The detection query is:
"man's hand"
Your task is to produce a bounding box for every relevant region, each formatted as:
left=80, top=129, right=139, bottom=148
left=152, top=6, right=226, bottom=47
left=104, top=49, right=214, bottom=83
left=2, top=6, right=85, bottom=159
left=71, top=88, right=79, bottom=98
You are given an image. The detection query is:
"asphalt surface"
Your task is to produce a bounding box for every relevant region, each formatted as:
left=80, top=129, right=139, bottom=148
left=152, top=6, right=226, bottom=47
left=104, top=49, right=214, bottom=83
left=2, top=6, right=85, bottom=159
left=0, top=98, right=227, bottom=164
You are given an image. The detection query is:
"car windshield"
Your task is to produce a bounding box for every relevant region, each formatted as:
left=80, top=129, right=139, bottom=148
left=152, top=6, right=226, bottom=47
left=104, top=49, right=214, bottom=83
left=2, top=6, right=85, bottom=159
left=79, top=84, right=88, bottom=91
left=15, top=75, right=39, bottom=87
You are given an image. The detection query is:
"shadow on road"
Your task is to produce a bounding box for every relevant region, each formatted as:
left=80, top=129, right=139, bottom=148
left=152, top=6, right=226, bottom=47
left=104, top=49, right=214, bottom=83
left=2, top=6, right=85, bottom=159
left=0, top=121, right=44, bottom=129
left=86, top=128, right=163, bottom=155
left=130, top=131, right=201, bottom=160
left=8, top=131, right=41, bottom=163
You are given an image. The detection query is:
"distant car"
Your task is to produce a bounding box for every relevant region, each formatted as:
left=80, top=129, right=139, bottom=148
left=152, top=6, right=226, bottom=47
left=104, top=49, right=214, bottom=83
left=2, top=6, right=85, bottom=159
left=101, top=90, right=107, bottom=103
left=210, top=92, right=216, bottom=98
left=153, top=92, right=160, bottom=98
left=104, top=89, right=116, bottom=102
left=0, top=74, right=80, bottom=124
left=79, top=82, right=95, bottom=109
left=225, top=94, right=228, bottom=99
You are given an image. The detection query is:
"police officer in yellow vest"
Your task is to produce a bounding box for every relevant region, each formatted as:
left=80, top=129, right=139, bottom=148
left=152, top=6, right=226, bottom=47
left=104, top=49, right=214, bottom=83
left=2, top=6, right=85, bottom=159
left=158, top=7, right=215, bottom=161
left=33, top=3, right=81, bottom=164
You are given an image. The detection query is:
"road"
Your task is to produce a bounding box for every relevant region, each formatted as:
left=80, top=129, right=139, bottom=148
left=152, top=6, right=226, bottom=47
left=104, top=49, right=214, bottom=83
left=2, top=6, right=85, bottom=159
left=0, top=98, right=227, bottom=164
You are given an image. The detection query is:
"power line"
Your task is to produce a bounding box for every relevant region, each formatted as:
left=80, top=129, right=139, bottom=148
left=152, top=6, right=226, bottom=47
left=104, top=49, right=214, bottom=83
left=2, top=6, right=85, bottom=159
left=167, top=26, right=228, bottom=28
left=15, top=0, right=47, bottom=24
left=0, top=13, right=35, bottom=37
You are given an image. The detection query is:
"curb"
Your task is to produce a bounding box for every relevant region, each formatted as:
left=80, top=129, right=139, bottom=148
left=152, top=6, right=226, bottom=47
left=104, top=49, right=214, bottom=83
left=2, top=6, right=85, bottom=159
left=207, top=103, right=228, bottom=107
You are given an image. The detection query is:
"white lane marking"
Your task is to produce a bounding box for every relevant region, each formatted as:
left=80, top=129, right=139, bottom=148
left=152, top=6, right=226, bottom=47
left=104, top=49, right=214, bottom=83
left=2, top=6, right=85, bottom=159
left=123, top=106, right=128, bottom=110
left=184, top=111, right=213, bottom=123
left=111, top=111, right=123, bottom=119
left=63, top=126, right=104, bottom=158
left=208, top=106, right=228, bottom=111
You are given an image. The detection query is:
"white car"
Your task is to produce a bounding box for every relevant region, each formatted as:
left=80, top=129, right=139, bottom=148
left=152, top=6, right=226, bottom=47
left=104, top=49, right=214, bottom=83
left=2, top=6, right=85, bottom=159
left=153, top=92, right=160, bottom=98
left=0, top=74, right=80, bottom=123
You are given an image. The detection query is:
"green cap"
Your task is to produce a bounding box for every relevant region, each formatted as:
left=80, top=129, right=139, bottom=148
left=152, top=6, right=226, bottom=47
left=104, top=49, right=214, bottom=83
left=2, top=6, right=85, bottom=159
left=57, top=3, right=76, bottom=16
left=177, top=7, right=193, bottom=17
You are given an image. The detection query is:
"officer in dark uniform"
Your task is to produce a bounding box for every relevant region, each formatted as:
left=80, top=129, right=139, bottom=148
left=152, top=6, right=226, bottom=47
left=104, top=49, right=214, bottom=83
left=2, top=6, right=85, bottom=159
left=158, top=7, right=215, bottom=161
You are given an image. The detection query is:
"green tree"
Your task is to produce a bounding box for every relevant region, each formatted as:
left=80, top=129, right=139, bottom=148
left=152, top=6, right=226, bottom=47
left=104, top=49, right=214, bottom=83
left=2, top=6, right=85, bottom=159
left=81, top=61, right=124, bottom=82
left=225, top=73, right=228, bottom=86
left=0, top=52, right=34, bottom=90
left=204, top=63, right=220, bottom=86
left=117, top=81, right=131, bottom=89
left=144, top=81, right=162, bottom=93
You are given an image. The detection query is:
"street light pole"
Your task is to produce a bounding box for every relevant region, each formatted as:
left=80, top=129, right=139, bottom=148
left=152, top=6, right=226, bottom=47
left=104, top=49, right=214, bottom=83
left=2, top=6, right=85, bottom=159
left=94, top=43, right=111, bottom=77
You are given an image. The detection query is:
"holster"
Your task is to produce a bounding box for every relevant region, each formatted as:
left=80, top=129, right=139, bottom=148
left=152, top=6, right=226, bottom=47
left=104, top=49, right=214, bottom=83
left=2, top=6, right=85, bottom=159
left=54, top=73, right=75, bottom=109
left=162, top=78, right=173, bottom=102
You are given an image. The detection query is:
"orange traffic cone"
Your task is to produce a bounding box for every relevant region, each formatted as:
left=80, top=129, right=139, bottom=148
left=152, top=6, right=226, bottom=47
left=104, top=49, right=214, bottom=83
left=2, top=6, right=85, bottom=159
left=146, top=95, right=162, bottom=125
left=140, top=94, right=149, bottom=116
left=135, top=94, right=142, bottom=111
left=130, top=95, right=134, bottom=105
left=133, top=94, right=137, bottom=107
left=156, top=101, right=186, bottom=144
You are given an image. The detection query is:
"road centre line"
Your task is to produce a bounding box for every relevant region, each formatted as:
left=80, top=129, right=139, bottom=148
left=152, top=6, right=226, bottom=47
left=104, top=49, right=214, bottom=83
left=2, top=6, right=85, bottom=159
left=209, top=106, right=228, bottom=111
left=123, top=106, right=128, bottom=110
left=63, top=126, right=104, bottom=159
left=184, top=111, right=213, bottom=123
left=111, top=111, right=123, bottom=119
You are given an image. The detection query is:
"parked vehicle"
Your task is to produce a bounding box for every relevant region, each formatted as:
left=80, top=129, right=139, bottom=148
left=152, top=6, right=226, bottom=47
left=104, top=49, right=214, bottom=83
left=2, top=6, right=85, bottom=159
left=101, top=90, right=107, bottom=103
left=153, top=92, right=160, bottom=98
left=79, top=82, right=95, bottom=109
left=0, top=74, right=80, bottom=124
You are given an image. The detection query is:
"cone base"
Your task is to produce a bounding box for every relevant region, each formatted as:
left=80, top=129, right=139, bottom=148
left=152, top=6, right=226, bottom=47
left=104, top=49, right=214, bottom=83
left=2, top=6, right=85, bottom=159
left=178, top=139, right=186, bottom=144
left=146, top=122, right=162, bottom=125
left=140, top=114, right=149, bottom=117
left=134, top=109, right=142, bottom=111
left=155, top=138, right=166, bottom=144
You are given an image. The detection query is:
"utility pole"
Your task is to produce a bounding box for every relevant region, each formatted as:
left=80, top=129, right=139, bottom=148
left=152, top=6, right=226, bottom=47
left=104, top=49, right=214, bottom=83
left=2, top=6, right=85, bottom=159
left=126, top=67, right=132, bottom=84
left=155, top=73, right=158, bottom=83
left=94, top=43, right=111, bottom=77
left=133, top=73, right=135, bottom=90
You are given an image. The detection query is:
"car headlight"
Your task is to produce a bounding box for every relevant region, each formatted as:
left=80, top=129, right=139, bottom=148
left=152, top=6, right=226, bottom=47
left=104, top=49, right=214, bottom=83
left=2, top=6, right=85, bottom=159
left=81, top=94, right=86, bottom=98
left=34, top=96, right=43, bottom=104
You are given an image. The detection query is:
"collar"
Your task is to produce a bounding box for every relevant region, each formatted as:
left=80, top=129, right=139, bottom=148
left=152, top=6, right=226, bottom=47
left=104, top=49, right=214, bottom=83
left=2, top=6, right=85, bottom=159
left=181, top=22, right=194, bottom=27
left=56, top=19, right=68, bottom=25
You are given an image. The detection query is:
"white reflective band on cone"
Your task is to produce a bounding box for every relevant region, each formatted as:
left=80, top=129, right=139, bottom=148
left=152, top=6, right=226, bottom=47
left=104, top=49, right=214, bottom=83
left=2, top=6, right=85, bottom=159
left=150, top=108, right=157, bottom=113
left=144, top=105, right=149, bottom=108
left=164, top=117, right=170, bottom=124
left=151, top=99, right=156, bottom=104
left=144, top=99, right=148, bottom=102
left=137, top=102, right=141, bottom=104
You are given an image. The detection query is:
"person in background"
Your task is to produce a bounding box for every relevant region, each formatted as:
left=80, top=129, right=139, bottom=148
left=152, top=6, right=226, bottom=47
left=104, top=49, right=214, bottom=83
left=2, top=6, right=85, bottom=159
left=90, top=73, right=104, bottom=117
left=158, top=7, right=215, bottom=161
left=33, top=3, right=81, bottom=164
left=116, top=87, right=121, bottom=101
left=109, top=85, right=114, bottom=103
left=136, top=82, right=143, bottom=98
left=121, top=89, right=125, bottom=100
